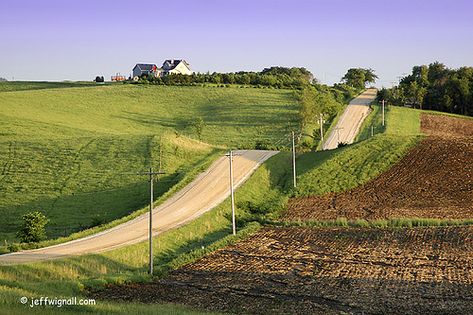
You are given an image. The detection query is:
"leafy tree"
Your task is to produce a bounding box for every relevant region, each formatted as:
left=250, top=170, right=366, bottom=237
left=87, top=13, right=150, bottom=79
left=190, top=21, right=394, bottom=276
left=17, top=211, right=49, bottom=243
left=377, top=88, right=390, bottom=102
left=341, top=68, right=377, bottom=89
left=382, top=62, right=473, bottom=116
left=296, top=86, right=343, bottom=134
left=405, top=81, right=427, bottom=109
left=363, top=68, right=378, bottom=86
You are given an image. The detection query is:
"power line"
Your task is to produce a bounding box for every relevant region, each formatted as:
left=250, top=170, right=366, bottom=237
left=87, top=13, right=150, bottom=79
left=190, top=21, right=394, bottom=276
left=136, top=167, right=165, bottom=276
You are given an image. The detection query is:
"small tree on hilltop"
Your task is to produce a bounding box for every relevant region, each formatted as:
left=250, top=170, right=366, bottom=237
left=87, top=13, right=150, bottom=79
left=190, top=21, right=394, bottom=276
left=17, top=211, right=49, bottom=243
left=342, top=68, right=378, bottom=90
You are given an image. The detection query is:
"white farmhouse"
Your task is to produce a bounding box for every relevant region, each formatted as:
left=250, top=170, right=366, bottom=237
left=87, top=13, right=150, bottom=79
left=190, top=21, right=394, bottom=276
left=132, top=59, right=192, bottom=80
left=161, top=59, right=193, bottom=75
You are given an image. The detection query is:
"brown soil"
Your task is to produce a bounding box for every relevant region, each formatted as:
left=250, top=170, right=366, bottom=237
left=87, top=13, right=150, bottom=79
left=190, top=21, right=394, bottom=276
left=96, top=227, right=473, bottom=314
left=284, top=114, right=473, bottom=221
left=421, top=113, right=473, bottom=137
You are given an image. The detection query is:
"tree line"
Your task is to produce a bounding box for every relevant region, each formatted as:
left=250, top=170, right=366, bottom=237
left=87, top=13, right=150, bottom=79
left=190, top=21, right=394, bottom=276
left=132, top=66, right=315, bottom=89
left=378, top=62, right=473, bottom=116
left=132, top=66, right=377, bottom=92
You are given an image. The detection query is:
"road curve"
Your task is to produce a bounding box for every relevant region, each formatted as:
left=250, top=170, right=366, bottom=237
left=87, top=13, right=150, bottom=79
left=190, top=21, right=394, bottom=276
left=323, top=89, right=377, bottom=150
left=0, top=150, right=278, bottom=265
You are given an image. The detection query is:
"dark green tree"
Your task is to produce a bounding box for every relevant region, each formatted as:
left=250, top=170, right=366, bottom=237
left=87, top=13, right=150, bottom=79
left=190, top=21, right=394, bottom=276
left=341, top=68, right=377, bottom=89
left=17, top=211, right=49, bottom=243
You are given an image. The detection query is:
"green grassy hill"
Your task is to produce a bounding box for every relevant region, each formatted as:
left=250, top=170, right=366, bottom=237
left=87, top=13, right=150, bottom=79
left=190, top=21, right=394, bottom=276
left=0, top=84, right=299, bottom=241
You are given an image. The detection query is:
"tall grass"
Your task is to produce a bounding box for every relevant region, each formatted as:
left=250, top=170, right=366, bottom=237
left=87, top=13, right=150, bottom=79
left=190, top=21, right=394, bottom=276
left=275, top=217, right=473, bottom=229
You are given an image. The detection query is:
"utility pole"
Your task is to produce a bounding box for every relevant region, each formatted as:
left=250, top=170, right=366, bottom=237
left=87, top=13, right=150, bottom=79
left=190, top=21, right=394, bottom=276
left=371, top=125, right=374, bottom=137
left=382, top=99, right=385, bottom=126
left=137, top=167, right=165, bottom=275
left=292, top=131, right=296, bottom=188
left=226, top=150, right=238, bottom=235
left=319, top=113, right=324, bottom=147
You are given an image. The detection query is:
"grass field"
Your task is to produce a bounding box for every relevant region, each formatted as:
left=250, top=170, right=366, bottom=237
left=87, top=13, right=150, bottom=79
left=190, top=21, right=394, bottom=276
left=0, top=81, right=99, bottom=92
left=0, top=84, right=298, bottom=144
left=0, top=83, right=430, bottom=314
left=0, top=84, right=299, bottom=242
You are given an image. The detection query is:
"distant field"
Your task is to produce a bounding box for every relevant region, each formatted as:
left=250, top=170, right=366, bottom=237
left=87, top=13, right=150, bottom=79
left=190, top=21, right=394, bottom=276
left=0, top=84, right=299, bottom=241
left=0, top=81, right=99, bottom=92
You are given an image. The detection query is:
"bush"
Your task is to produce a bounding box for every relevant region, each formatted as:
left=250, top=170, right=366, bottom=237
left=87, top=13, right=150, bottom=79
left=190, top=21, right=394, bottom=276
left=17, top=211, right=49, bottom=243
left=7, top=243, right=20, bottom=252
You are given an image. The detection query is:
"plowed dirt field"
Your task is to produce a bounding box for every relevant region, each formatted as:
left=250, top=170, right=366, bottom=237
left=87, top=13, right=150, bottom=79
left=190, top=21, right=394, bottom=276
left=285, top=114, right=473, bottom=221
left=97, top=227, right=473, bottom=314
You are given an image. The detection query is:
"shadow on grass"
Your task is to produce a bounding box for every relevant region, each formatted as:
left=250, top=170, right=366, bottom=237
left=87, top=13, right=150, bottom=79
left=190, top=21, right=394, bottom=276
left=153, top=227, right=231, bottom=274
left=296, top=148, right=341, bottom=178
left=0, top=173, right=181, bottom=241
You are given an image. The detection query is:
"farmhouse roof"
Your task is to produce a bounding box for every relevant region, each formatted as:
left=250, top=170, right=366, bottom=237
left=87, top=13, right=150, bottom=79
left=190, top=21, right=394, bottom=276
left=162, top=59, right=190, bottom=71
left=134, top=63, right=157, bottom=71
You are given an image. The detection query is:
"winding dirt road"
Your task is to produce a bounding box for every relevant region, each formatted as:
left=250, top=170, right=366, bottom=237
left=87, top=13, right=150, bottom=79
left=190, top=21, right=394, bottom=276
left=0, top=150, right=277, bottom=265
left=323, top=88, right=377, bottom=150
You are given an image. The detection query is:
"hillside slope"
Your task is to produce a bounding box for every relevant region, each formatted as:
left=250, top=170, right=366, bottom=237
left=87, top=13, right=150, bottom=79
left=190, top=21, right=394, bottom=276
left=0, top=85, right=299, bottom=241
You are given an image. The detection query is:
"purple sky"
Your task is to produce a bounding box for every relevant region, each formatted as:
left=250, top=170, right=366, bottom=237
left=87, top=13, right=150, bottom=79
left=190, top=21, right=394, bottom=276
left=1, top=0, right=472, bottom=86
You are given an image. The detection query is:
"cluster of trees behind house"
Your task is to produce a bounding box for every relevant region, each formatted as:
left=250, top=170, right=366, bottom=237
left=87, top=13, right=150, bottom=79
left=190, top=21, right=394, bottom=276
left=134, top=67, right=315, bottom=89
left=133, top=66, right=376, bottom=91
left=378, top=62, right=473, bottom=116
